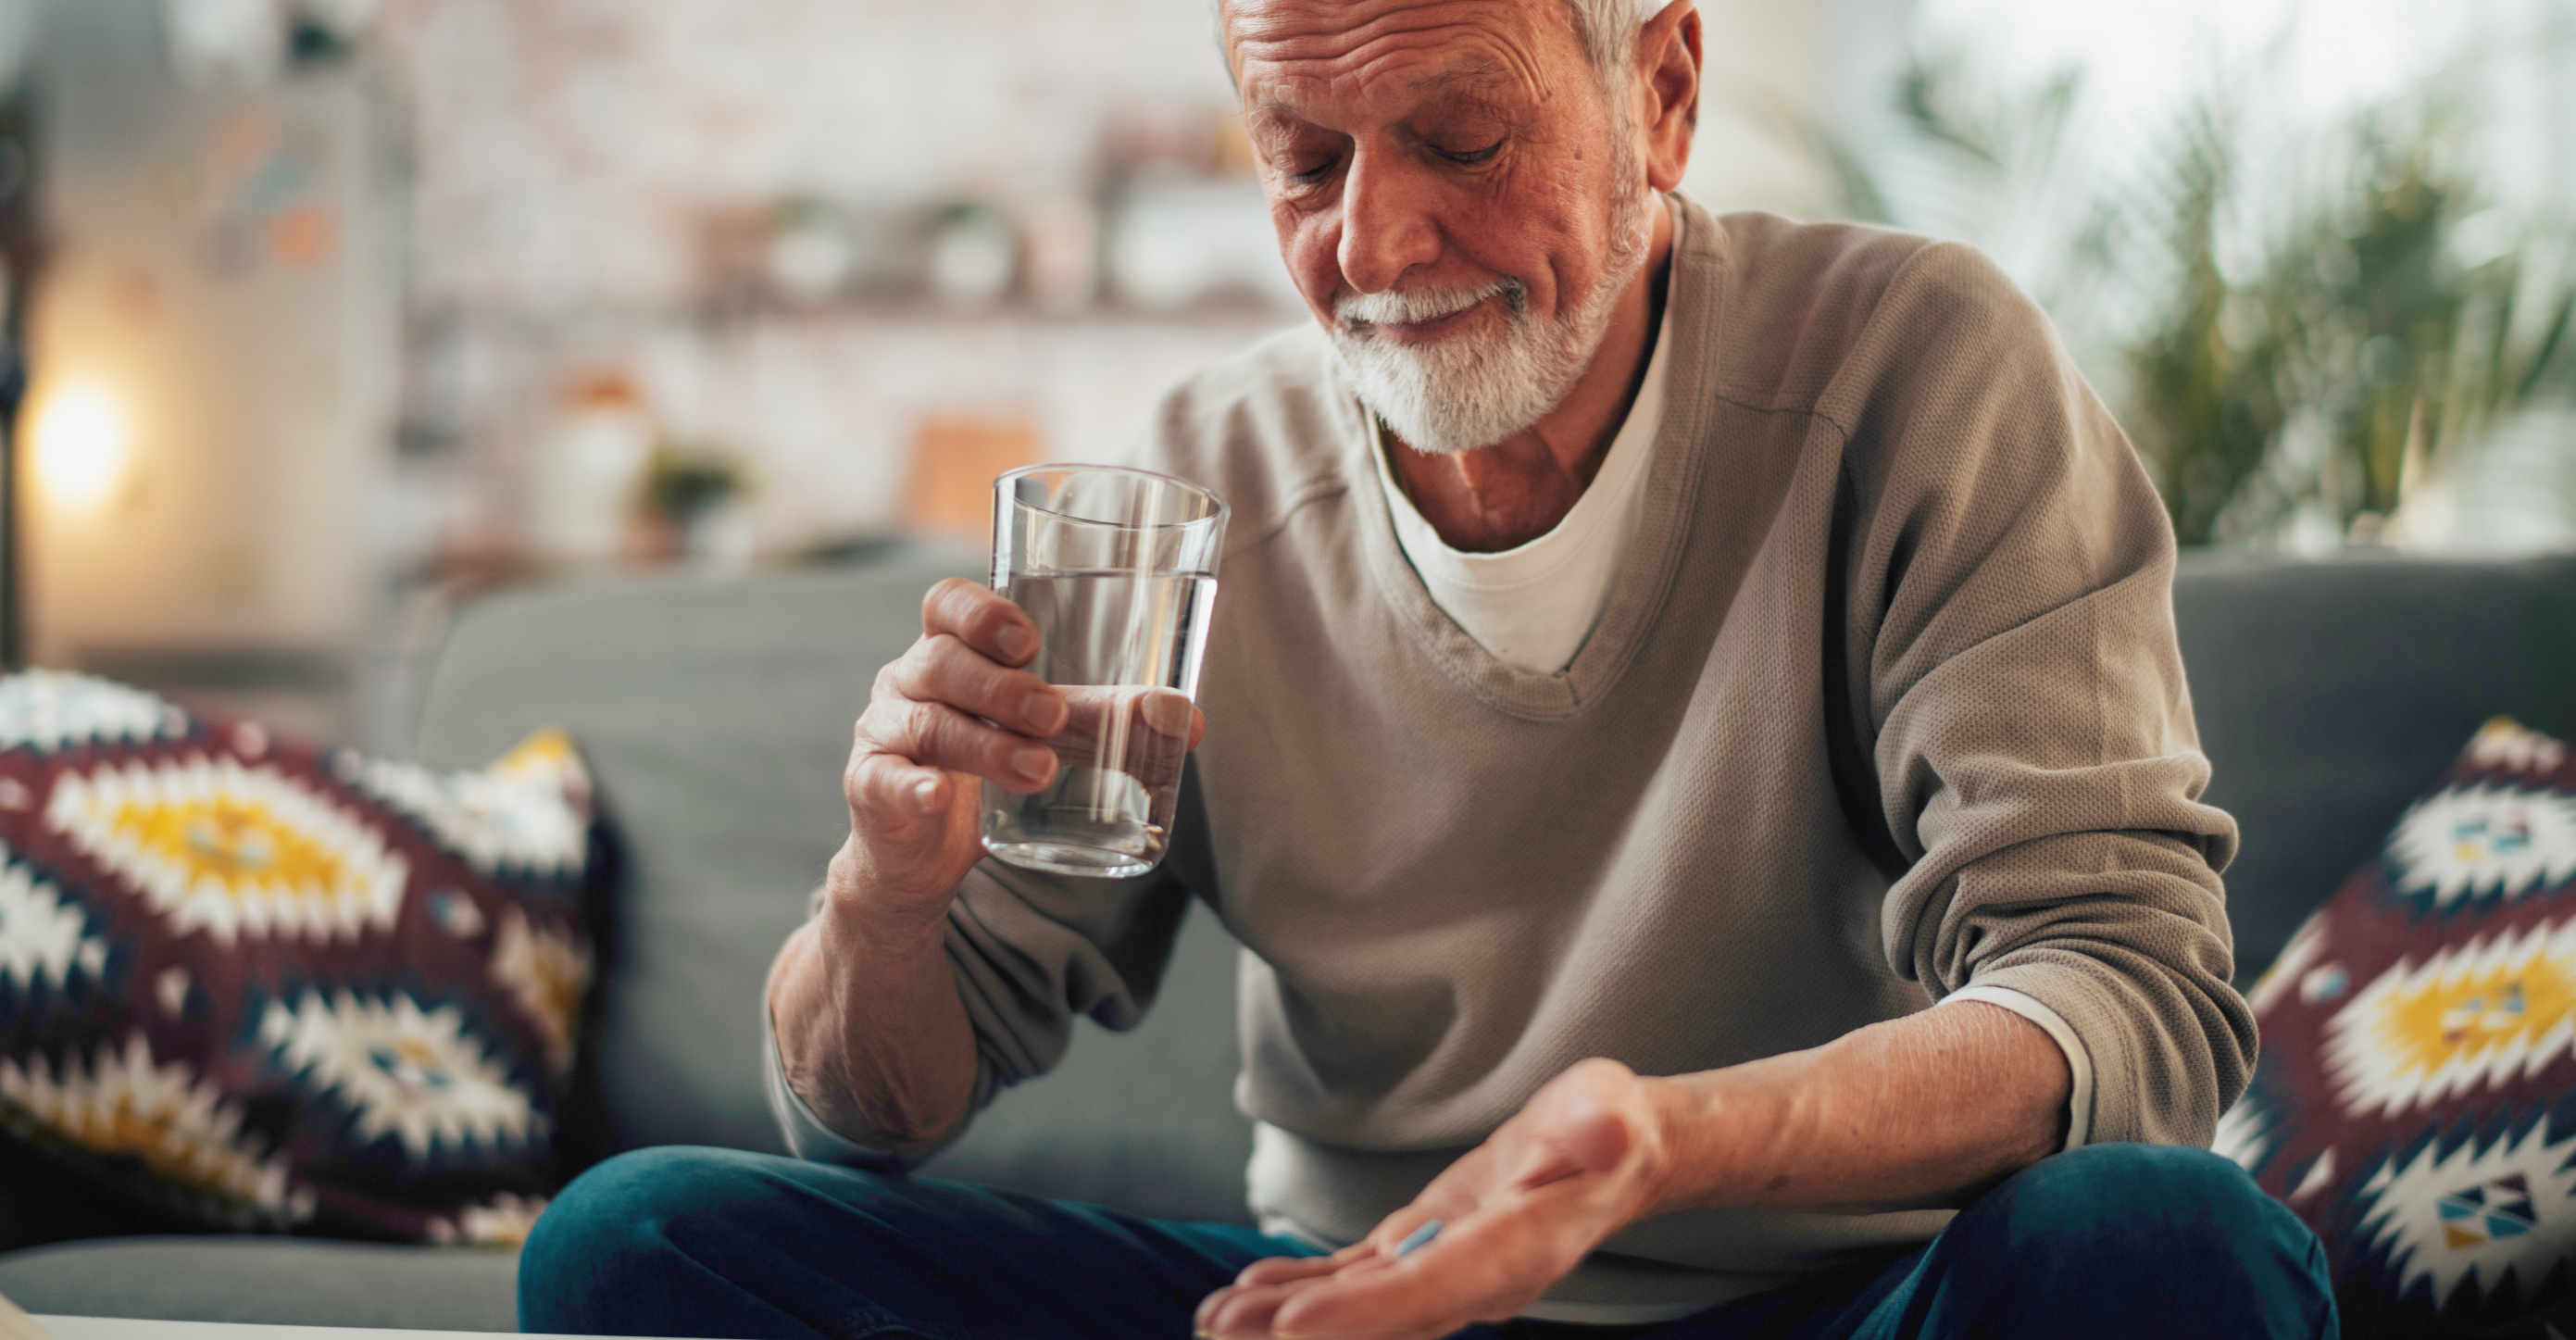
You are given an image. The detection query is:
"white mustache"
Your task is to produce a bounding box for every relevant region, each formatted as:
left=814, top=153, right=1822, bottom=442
left=1335, top=280, right=1523, bottom=331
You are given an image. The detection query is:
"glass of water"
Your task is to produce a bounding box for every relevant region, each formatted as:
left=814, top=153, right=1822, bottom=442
left=981, top=464, right=1227, bottom=879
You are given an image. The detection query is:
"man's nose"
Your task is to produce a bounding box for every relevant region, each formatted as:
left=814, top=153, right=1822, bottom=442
left=1335, top=147, right=1443, bottom=295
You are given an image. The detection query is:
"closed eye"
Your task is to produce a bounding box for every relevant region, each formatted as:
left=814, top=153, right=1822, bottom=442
left=1289, top=153, right=1343, bottom=183
left=1434, top=139, right=1504, bottom=167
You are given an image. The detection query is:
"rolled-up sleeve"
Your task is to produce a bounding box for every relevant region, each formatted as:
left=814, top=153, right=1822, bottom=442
left=767, top=765, right=1214, bottom=1164
left=1826, top=241, right=2253, bottom=1148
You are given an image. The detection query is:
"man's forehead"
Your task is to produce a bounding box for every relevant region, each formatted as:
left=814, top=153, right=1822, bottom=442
left=1220, top=0, right=1671, bottom=47
left=1224, top=0, right=1552, bottom=30
left=1223, top=0, right=1574, bottom=96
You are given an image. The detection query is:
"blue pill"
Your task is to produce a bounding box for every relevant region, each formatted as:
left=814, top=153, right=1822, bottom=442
left=1395, top=1220, right=1444, bottom=1258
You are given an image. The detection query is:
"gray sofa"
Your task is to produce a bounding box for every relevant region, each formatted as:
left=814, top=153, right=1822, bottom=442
left=0, top=549, right=2569, bottom=1329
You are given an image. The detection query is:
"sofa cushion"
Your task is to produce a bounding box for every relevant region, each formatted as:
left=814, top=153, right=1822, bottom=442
left=0, top=1237, right=518, bottom=1330
left=409, top=560, right=981, bottom=1162
left=0, top=670, right=604, bottom=1244
left=2218, top=718, right=2576, bottom=1337
left=2173, top=552, right=2576, bottom=983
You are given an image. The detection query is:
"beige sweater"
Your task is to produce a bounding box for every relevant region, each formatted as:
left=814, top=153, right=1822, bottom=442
left=834, top=197, right=2252, bottom=1312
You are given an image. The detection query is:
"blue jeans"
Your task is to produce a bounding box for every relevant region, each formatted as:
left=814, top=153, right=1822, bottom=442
left=519, top=1142, right=2335, bottom=1339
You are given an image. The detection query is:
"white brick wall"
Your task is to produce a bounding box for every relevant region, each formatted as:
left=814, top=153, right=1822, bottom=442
left=366, top=0, right=1850, bottom=558
left=374, top=0, right=1244, bottom=314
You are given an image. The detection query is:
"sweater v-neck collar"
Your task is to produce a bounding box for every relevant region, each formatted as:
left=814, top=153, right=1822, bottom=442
left=1340, top=193, right=1732, bottom=721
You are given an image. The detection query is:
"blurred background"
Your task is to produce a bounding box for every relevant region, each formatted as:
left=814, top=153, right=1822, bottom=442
left=1, top=0, right=2569, bottom=749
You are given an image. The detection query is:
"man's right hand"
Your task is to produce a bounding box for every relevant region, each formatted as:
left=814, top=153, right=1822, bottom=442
left=832, top=577, right=1071, bottom=922
left=778, top=576, right=1211, bottom=1153
left=769, top=578, right=1073, bottom=1153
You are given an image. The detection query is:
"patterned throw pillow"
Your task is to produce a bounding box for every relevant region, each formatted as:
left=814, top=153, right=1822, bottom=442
left=2220, top=717, right=2576, bottom=1339
left=0, top=670, right=602, bottom=1246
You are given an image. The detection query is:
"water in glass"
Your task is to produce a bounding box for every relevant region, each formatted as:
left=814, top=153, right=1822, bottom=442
left=982, top=569, right=1218, bottom=877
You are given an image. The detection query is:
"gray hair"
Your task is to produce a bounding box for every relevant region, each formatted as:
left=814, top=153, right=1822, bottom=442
left=1562, top=0, right=1646, bottom=97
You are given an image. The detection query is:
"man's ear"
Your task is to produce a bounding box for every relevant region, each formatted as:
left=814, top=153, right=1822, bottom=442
left=1638, top=1, right=1701, bottom=193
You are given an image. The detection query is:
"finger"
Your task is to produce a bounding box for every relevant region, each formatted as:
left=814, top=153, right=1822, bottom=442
left=1196, top=1277, right=1338, bottom=1340
left=1198, top=1254, right=1388, bottom=1338
left=1328, top=1239, right=1382, bottom=1264
left=1232, top=1255, right=1347, bottom=1288
left=1137, top=687, right=1194, bottom=737
left=846, top=749, right=949, bottom=820
left=1269, top=1215, right=1540, bottom=1340
left=858, top=697, right=1057, bottom=793
left=1190, top=707, right=1207, bottom=753
left=1194, top=1281, right=1254, bottom=1338
left=882, top=633, right=1066, bottom=737
left=922, top=578, right=1041, bottom=668
left=1268, top=1268, right=1470, bottom=1340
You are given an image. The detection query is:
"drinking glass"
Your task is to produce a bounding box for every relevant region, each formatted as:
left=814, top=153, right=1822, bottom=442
left=981, top=464, right=1227, bottom=878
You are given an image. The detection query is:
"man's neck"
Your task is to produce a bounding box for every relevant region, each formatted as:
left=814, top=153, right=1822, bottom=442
left=1387, top=200, right=1677, bottom=554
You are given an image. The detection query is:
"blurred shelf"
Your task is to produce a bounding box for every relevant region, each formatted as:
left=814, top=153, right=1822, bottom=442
left=406, top=296, right=1307, bottom=338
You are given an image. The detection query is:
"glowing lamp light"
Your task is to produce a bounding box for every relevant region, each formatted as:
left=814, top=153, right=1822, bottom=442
left=31, top=383, right=131, bottom=512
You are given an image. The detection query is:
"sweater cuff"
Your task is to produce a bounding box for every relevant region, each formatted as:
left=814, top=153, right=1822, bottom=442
left=763, top=998, right=908, bottom=1169
left=1937, top=985, right=2093, bottom=1149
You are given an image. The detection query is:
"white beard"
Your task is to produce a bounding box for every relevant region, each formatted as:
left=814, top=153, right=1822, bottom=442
left=1328, top=166, right=1653, bottom=455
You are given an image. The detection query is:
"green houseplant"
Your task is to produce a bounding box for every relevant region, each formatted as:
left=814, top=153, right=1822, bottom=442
left=1834, top=46, right=2576, bottom=546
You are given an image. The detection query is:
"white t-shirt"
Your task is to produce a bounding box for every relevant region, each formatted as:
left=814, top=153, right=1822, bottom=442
left=1369, top=210, right=1678, bottom=676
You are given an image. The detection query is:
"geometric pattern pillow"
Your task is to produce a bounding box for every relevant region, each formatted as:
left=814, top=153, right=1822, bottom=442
left=0, top=670, right=602, bottom=1246
left=2219, top=717, right=2576, bottom=1340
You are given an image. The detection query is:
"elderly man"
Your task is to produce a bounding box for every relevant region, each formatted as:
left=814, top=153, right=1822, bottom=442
left=521, top=1, right=2336, bottom=1336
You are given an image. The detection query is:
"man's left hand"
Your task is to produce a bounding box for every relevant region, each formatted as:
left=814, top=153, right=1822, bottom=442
left=1194, top=1058, right=1670, bottom=1340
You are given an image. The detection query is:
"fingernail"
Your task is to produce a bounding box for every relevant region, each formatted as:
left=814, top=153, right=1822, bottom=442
left=998, top=624, right=1036, bottom=662
left=1014, top=745, right=1055, bottom=782
left=1024, top=691, right=1066, bottom=732
left=1140, top=689, right=1193, bottom=736
left=912, top=776, right=940, bottom=812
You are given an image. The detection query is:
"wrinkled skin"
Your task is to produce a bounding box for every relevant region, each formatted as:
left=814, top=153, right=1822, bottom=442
left=1235, top=0, right=1698, bottom=551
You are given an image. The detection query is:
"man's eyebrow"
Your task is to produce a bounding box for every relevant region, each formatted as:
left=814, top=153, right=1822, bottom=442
left=1407, top=60, right=1514, bottom=94
left=1244, top=102, right=1309, bottom=134
left=1241, top=59, right=1519, bottom=133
